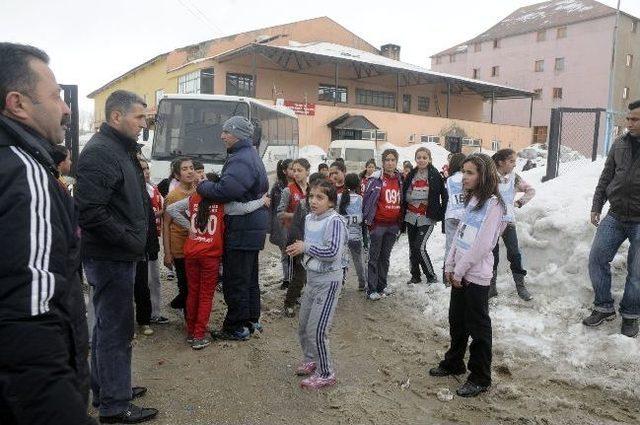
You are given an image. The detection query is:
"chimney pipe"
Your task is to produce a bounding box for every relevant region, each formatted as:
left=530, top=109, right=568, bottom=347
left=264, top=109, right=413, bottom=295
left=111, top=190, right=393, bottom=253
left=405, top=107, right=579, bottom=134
left=380, top=44, right=401, bottom=61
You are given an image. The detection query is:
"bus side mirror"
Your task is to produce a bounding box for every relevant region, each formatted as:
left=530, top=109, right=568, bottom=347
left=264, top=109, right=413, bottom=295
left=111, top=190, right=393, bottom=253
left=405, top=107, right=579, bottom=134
left=142, top=127, right=149, bottom=142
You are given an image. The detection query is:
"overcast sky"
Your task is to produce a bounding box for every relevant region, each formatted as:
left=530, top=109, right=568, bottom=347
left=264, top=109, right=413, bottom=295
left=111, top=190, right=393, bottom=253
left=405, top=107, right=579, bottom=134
left=2, top=0, right=638, bottom=113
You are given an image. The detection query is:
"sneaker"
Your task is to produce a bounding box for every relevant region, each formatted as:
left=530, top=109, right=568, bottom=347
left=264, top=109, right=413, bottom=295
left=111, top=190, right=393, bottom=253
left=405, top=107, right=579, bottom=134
left=150, top=316, right=170, bottom=325
left=582, top=310, right=616, bottom=327
left=300, top=373, right=336, bottom=390
left=284, top=307, right=296, bottom=318
left=621, top=318, right=639, bottom=338
left=186, top=335, right=195, bottom=344
left=428, top=365, right=465, bottom=377
left=295, top=361, right=317, bottom=376
left=166, top=270, right=175, bottom=281
left=211, top=327, right=251, bottom=341
left=99, top=402, right=158, bottom=423
left=280, top=280, right=290, bottom=290
left=382, top=287, right=395, bottom=296
left=367, top=292, right=382, bottom=301
left=140, top=325, right=154, bottom=336
left=456, top=381, right=489, bottom=398
left=191, top=337, right=211, bottom=350
left=248, top=322, right=264, bottom=334
left=407, top=277, right=421, bottom=284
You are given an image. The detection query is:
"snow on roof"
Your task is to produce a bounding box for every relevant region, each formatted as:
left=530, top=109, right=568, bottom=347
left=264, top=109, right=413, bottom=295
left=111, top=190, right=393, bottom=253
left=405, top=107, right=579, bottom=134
left=432, top=0, right=627, bottom=58
left=218, top=41, right=533, bottom=99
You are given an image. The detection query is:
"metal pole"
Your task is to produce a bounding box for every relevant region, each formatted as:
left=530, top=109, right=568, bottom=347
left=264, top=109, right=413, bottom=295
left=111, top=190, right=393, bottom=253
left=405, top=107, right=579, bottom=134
left=604, top=0, right=621, bottom=154
left=334, top=62, right=339, bottom=106
left=490, top=92, right=495, bottom=124
left=396, top=73, right=400, bottom=112
left=251, top=46, right=257, bottom=98
left=446, top=82, right=451, bottom=118
left=61, top=85, right=79, bottom=177
left=529, top=96, right=534, bottom=127
left=543, top=108, right=562, bottom=181
left=592, top=110, right=602, bottom=161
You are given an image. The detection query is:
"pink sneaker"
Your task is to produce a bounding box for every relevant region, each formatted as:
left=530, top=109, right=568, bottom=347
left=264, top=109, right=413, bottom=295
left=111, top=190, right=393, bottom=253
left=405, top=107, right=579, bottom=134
left=300, top=373, right=336, bottom=389
left=295, top=361, right=317, bottom=376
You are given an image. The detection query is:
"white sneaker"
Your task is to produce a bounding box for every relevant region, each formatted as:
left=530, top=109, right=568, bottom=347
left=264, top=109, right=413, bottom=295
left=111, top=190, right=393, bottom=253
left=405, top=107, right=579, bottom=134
left=141, top=325, right=154, bottom=336
left=382, top=287, right=395, bottom=296
left=367, top=292, right=382, bottom=301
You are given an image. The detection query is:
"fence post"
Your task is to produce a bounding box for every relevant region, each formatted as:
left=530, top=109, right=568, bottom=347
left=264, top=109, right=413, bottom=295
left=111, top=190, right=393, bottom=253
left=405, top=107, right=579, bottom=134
left=61, top=84, right=79, bottom=177
left=542, top=108, right=561, bottom=182
left=592, top=110, right=601, bottom=161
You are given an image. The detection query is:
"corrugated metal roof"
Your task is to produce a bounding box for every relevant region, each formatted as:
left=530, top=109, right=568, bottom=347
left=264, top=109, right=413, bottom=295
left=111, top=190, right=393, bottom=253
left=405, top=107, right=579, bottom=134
left=432, top=0, right=627, bottom=58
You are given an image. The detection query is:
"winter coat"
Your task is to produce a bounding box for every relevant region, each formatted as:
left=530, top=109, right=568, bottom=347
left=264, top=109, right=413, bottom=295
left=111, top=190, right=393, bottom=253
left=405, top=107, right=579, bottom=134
left=400, top=164, right=447, bottom=232
left=75, top=123, right=149, bottom=261
left=197, top=138, right=269, bottom=250
left=362, top=170, right=403, bottom=226
left=592, top=133, right=640, bottom=221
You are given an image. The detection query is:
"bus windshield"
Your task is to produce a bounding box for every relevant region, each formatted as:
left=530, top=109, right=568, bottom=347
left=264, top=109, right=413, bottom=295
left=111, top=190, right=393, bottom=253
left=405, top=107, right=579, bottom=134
left=152, top=99, right=250, bottom=163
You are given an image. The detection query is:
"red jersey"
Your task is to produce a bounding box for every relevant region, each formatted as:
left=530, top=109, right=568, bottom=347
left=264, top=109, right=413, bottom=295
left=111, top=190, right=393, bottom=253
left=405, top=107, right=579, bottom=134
left=183, top=193, right=225, bottom=259
left=148, top=184, right=164, bottom=236
left=374, top=173, right=402, bottom=225
left=360, top=177, right=368, bottom=195
left=282, top=182, right=305, bottom=228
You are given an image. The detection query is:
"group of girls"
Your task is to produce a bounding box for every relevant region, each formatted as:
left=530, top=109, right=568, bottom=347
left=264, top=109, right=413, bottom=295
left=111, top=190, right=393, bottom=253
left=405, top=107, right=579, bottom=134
left=267, top=147, right=535, bottom=394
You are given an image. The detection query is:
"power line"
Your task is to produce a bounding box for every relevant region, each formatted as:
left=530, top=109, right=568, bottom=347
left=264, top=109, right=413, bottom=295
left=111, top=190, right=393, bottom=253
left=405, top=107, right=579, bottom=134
left=175, top=0, right=221, bottom=36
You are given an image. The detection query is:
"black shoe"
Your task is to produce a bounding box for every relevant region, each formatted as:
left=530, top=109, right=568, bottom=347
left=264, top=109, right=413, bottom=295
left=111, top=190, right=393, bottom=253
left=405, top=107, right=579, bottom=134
left=210, top=327, right=250, bottom=341
left=132, top=386, right=147, bottom=399
left=149, top=316, right=170, bottom=325
left=169, top=296, right=184, bottom=310
left=407, top=277, right=421, bottom=284
left=279, top=280, right=290, bottom=290
left=428, top=365, right=465, bottom=377
left=621, top=318, right=639, bottom=338
left=582, top=310, right=616, bottom=327
left=99, top=403, right=158, bottom=423
left=456, top=381, right=489, bottom=398
left=248, top=322, right=263, bottom=334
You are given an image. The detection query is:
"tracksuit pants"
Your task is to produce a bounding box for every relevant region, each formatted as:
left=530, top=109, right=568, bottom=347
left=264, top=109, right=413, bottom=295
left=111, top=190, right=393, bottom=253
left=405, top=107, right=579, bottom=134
left=134, top=260, right=151, bottom=326
left=407, top=223, right=436, bottom=281
left=492, top=224, right=527, bottom=279
left=298, top=274, right=342, bottom=378
left=439, top=282, right=492, bottom=387
left=173, top=257, right=188, bottom=309
left=347, top=239, right=366, bottom=289
left=185, top=256, right=221, bottom=339
left=148, top=259, right=162, bottom=319
left=284, top=255, right=306, bottom=309
left=367, top=224, right=399, bottom=294
left=222, top=249, right=261, bottom=332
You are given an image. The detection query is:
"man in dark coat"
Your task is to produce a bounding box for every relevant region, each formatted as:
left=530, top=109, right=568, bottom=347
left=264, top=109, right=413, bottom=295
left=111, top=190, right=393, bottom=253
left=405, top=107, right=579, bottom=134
left=197, top=116, right=269, bottom=340
left=75, top=90, right=158, bottom=423
left=0, top=42, right=95, bottom=425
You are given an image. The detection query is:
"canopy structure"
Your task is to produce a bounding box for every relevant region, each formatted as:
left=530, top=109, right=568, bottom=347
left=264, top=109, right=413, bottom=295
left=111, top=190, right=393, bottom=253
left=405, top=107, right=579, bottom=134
left=328, top=114, right=378, bottom=130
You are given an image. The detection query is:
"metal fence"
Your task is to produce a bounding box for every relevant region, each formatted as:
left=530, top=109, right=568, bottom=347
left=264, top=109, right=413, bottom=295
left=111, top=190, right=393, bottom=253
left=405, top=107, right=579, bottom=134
left=542, top=108, right=626, bottom=181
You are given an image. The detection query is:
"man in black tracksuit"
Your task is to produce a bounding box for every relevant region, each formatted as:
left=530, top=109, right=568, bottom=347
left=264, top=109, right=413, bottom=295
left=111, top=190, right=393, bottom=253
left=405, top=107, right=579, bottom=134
left=75, top=90, right=158, bottom=423
left=0, top=43, right=95, bottom=424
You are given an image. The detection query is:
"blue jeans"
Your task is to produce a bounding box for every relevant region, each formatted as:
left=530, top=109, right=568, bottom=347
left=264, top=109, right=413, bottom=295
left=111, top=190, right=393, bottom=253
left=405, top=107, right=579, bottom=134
left=588, top=214, right=640, bottom=319
left=84, top=258, right=136, bottom=416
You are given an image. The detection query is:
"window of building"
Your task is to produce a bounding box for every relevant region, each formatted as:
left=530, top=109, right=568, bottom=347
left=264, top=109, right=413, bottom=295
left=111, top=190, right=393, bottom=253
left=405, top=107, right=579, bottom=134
left=472, top=68, right=480, bottom=79
left=491, top=140, right=501, bottom=151
left=553, top=87, right=563, bottom=99
left=632, top=20, right=638, bottom=33
left=435, top=56, right=442, bottom=65
left=537, top=30, right=546, bottom=42
left=491, top=66, right=499, bottom=77
left=449, top=54, right=456, bottom=63
left=402, top=94, right=411, bottom=113
left=535, top=60, right=544, bottom=72
left=177, top=68, right=214, bottom=95
left=493, top=39, right=500, bottom=49
left=355, top=89, right=396, bottom=109
left=534, top=88, right=543, bottom=99
left=533, top=126, right=548, bottom=144
left=417, top=96, right=430, bottom=112
left=226, top=73, right=254, bottom=97
left=318, top=84, right=347, bottom=103
left=177, top=70, right=200, bottom=94
left=555, top=57, right=565, bottom=71
left=626, top=54, right=633, bottom=67
left=474, top=43, right=482, bottom=52
left=557, top=26, right=567, bottom=39
left=155, top=89, right=165, bottom=107
left=623, top=87, right=630, bottom=99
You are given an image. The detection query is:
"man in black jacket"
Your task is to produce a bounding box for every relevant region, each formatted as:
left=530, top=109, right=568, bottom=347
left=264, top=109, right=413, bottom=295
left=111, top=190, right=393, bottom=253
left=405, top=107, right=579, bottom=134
left=583, top=100, right=640, bottom=338
left=75, top=90, right=158, bottom=423
left=0, top=43, right=95, bottom=424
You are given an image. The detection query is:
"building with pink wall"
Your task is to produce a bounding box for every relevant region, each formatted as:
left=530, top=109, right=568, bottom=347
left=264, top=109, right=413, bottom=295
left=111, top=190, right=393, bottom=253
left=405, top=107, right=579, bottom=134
left=431, top=0, right=640, bottom=145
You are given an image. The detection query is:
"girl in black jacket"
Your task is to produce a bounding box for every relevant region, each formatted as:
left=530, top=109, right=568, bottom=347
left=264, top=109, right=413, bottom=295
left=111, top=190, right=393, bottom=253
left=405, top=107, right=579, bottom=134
left=400, top=147, right=447, bottom=284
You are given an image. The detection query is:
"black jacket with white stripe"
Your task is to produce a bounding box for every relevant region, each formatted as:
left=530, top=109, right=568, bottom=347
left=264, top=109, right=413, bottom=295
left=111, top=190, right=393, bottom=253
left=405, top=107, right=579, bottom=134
left=0, top=115, right=79, bottom=322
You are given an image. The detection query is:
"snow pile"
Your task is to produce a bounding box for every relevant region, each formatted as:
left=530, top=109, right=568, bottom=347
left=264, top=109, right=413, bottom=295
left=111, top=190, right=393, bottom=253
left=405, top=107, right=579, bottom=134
left=388, top=159, right=640, bottom=397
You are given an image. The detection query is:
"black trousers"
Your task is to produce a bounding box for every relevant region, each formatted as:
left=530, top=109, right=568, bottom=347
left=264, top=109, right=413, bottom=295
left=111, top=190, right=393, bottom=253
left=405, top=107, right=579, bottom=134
left=0, top=320, right=95, bottom=425
left=134, top=260, right=152, bottom=326
left=492, top=224, right=527, bottom=278
left=440, top=282, right=492, bottom=387
left=222, top=249, right=260, bottom=332
left=407, top=223, right=436, bottom=280
left=284, top=255, right=306, bottom=308
left=173, top=257, right=188, bottom=309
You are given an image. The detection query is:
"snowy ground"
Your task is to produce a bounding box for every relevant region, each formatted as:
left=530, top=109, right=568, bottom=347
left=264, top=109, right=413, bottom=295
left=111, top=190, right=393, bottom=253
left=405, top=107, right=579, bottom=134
left=385, top=158, right=639, bottom=399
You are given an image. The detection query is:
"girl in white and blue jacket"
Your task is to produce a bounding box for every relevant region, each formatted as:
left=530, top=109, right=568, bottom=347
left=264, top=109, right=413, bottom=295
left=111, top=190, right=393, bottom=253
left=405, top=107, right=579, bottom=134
left=286, top=179, right=348, bottom=390
left=338, top=173, right=366, bottom=290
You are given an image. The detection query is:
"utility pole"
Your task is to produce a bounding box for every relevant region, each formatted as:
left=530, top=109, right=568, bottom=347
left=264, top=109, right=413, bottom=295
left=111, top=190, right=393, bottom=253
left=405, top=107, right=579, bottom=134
left=604, top=0, right=621, bottom=154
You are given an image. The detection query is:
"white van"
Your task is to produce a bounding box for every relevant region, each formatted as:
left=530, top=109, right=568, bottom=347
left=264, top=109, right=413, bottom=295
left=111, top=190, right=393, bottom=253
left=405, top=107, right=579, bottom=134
left=327, top=139, right=377, bottom=173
